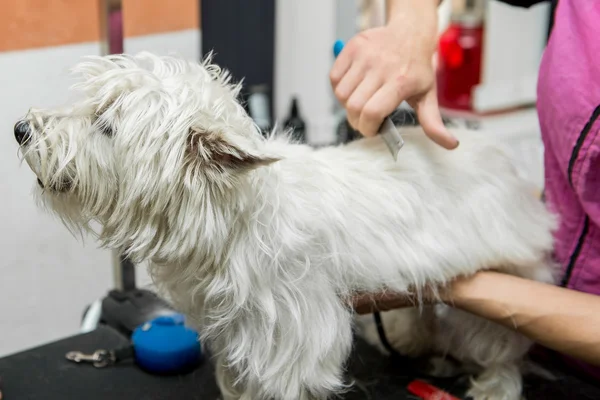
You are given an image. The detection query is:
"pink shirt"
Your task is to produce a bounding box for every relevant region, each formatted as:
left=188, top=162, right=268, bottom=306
left=537, top=0, right=600, bottom=381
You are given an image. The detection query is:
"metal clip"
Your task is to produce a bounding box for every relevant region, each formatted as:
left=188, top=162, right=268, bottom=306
left=379, top=118, right=404, bottom=161
left=65, top=350, right=115, bottom=368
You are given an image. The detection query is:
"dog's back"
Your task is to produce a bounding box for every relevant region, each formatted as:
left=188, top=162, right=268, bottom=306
left=264, top=126, right=556, bottom=291
left=347, top=127, right=557, bottom=400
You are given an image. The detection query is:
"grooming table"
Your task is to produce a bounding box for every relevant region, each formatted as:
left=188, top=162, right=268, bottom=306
left=1, top=325, right=599, bottom=400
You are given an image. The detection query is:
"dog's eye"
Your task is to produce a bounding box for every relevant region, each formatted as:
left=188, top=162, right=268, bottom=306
left=100, top=124, right=113, bottom=137
left=95, top=120, right=113, bottom=137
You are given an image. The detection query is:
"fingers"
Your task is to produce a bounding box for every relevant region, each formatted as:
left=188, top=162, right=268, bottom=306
left=414, top=88, right=459, bottom=150
left=346, top=74, right=384, bottom=130
left=358, top=83, right=409, bottom=137
left=329, top=44, right=353, bottom=87
left=329, top=26, right=458, bottom=150
left=333, top=62, right=366, bottom=107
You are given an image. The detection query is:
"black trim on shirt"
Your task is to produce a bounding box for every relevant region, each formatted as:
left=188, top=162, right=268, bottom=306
left=562, top=105, right=600, bottom=286
left=568, top=105, right=600, bottom=187
left=497, top=0, right=549, bottom=7
left=561, top=217, right=590, bottom=287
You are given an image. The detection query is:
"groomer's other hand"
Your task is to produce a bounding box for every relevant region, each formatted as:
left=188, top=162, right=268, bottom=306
left=330, top=0, right=458, bottom=150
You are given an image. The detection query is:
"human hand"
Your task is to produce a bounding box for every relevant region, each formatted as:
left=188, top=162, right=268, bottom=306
left=330, top=0, right=458, bottom=149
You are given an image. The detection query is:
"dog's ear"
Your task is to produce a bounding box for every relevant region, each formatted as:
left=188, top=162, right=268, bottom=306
left=188, top=127, right=279, bottom=172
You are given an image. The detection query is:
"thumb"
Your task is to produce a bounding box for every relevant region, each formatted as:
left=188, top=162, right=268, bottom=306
left=413, top=88, right=459, bottom=150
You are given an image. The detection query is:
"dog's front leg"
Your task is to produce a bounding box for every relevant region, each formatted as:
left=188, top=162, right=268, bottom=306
left=207, top=279, right=354, bottom=400
left=215, top=353, right=247, bottom=400
left=215, top=354, right=323, bottom=400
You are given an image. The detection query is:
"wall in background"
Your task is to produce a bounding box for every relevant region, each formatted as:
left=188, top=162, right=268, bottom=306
left=474, top=1, right=550, bottom=112
left=122, top=0, right=201, bottom=59
left=0, top=0, right=202, bottom=358
left=0, top=0, right=111, bottom=357
left=274, top=0, right=338, bottom=146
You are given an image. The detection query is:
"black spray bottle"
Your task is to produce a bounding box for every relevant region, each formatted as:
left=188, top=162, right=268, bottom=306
left=283, top=97, right=307, bottom=143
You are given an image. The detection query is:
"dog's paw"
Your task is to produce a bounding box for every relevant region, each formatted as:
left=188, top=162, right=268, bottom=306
left=419, top=356, right=462, bottom=378
left=466, top=364, right=523, bottom=400
left=466, top=385, right=524, bottom=400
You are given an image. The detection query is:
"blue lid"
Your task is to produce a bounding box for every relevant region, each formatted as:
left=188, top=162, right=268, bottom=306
left=132, top=313, right=202, bottom=374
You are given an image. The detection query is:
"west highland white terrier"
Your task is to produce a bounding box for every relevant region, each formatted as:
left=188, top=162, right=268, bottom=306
left=15, top=52, right=557, bottom=400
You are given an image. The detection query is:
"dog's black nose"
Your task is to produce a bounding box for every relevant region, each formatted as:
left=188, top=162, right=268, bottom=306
left=14, top=120, right=31, bottom=145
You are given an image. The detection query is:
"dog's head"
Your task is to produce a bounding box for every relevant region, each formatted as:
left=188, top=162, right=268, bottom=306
left=15, top=52, right=278, bottom=261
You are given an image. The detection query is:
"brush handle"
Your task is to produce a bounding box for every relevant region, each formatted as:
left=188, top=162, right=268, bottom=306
left=333, top=40, right=345, bottom=58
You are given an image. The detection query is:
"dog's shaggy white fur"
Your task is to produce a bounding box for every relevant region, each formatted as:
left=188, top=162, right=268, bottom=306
left=16, top=52, right=557, bottom=400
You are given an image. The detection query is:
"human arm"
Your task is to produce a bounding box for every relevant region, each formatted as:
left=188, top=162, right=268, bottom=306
left=329, top=0, right=458, bottom=149
left=448, top=271, right=600, bottom=366
left=353, top=271, right=600, bottom=366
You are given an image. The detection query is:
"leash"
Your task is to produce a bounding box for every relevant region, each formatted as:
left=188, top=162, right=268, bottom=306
left=372, top=314, right=463, bottom=400
left=373, top=311, right=404, bottom=359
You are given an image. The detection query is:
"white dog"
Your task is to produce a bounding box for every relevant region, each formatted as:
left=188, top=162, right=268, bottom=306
left=15, top=52, right=557, bottom=400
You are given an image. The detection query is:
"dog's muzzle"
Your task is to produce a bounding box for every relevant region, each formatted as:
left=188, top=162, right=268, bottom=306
left=15, top=119, right=45, bottom=189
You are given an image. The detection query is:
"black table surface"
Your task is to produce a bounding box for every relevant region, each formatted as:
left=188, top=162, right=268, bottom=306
left=1, top=325, right=599, bottom=400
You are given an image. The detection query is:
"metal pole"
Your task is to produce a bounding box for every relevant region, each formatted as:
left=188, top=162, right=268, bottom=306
left=111, top=249, right=136, bottom=291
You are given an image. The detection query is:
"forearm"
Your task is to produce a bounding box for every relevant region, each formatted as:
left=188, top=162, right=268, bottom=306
left=385, top=0, right=439, bottom=52
left=386, top=0, right=439, bottom=21
left=449, top=271, right=600, bottom=366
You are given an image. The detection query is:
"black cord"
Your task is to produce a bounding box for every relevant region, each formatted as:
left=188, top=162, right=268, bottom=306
left=373, top=312, right=404, bottom=359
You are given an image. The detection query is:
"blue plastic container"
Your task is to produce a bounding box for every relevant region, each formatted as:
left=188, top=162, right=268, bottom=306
left=131, top=313, right=202, bottom=374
